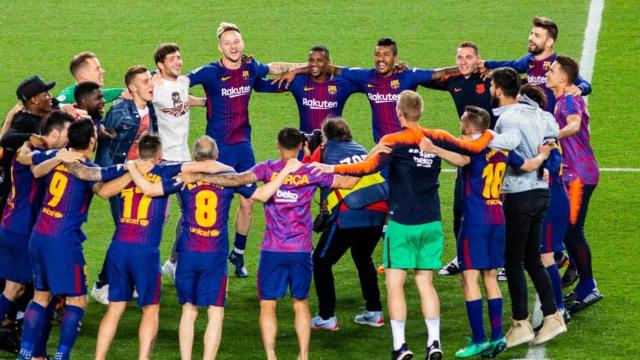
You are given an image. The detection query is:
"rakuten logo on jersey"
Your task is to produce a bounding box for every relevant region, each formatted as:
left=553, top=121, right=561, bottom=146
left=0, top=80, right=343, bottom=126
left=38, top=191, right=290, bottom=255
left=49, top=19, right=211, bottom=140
left=527, top=75, right=547, bottom=86
left=221, top=86, right=251, bottom=98
left=275, top=189, right=299, bottom=203
left=302, top=97, right=338, bottom=110
left=367, top=93, right=399, bottom=103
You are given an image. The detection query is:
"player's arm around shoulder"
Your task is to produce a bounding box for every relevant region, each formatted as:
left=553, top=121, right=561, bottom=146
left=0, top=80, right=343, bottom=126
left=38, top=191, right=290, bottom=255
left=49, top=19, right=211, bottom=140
left=31, top=149, right=83, bottom=178
left=180, top=160, right=234, bottom=174
left=122, top=160, right=162, bottom=197
left=420, top=136, right=470, bottom=167
left=251, top=158, right=303, bottom=202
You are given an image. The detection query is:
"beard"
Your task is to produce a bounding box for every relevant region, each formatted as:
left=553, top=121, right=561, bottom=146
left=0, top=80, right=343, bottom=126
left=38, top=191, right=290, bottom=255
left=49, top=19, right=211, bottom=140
left=529, top=44, right=545, bottom=55
left=491, top=95, right=500, bottom=108
left=89, top=109, right=103, bottom=120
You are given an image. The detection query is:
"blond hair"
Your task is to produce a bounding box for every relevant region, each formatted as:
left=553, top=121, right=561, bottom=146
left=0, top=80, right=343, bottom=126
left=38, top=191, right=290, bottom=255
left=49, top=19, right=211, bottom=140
left=396, top=90, right=423, bottom=122
left=217, top=22, right=240, bottom=39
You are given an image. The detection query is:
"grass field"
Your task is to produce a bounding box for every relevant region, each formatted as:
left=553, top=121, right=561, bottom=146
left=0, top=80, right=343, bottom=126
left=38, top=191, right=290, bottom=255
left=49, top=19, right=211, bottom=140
left=1, top=0, right=639, bottom=359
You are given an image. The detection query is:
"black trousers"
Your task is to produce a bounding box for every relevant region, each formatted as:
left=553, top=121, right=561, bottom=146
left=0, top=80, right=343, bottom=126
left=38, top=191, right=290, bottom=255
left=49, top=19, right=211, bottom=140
left=504, top=189, right=557, bottom=320
left=313, top=224, right=383, bottom=319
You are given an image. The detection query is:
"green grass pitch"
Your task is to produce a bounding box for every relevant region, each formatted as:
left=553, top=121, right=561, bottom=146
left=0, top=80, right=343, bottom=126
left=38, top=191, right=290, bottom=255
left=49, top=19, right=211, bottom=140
left=0, top=1, right=638, bottom=359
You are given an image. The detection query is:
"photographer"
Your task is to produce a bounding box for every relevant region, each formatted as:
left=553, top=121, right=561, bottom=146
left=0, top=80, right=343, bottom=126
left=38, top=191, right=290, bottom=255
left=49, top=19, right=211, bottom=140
left=311, top=117, right=388, bottom=330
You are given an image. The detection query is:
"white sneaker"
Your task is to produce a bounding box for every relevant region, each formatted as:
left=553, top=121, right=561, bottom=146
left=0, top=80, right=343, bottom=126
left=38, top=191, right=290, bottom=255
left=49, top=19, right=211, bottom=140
left=354, top=310, right=385, bottom=327
left=311, top=315, right=340, bottom=331
left=438, top=257, right=460, bottom=275
left=133, top=288, right=139, bottom=299
left=91, top=283, right=109, bottom=305
left=162, top=259, right=176, bottom=279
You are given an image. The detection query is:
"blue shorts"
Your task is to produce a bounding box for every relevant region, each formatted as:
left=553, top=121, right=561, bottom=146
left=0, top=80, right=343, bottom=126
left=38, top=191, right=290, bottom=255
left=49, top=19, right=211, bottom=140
left=106, top=241, right=161, bottom=307
left=0, top=229, right=31, bottom=283
left=30, top=234, right=87, bottom=296
left=257, top=251, right=312, bottom=300
left=457, top=224, right=505, bottom=271
left=217, top=142, right=257, bottom=196
left=175, top=251, right=228, bottom=307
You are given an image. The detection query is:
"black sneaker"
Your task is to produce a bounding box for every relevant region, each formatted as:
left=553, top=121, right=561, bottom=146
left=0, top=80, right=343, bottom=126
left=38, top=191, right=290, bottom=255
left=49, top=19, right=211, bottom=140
left=555, top=252, right=570, bottom=269
left=437, top=258, right=460, bottom=276
left=391, top=343, right=413, bottom=360
left=567, top=290, right=603, bottom=315
left=228, top=251, right=249, bottom=278
left=563, top=291, right=578, bottom=305
left=561, top=264, right=579, bottom=288
left=0, top=326, right=19, bottom=354
left=426, top=340, right=442, bottom=360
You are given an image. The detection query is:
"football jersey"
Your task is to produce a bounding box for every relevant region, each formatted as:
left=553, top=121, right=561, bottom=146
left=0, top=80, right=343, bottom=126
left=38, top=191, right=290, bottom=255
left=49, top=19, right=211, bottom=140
left=0, top=148, right=56, bottom=235
left=251, top=160, right=335, bottom=253
left=188, top=59, right=270, bottom=145
left=334, top=127, right=492, bottom=225
left=176, top=177, right=255, bottom=253
left=340, top=67, right=433, bottom=143
left=554, top=94, right=599, bottom=185
left=153, top=75, right=192, bottom=161
left=112, top=163, right=182, bottom=247
left=461, top=147, right=524, bottom=225
left=254, top=73, right=360, bottom=133
left=32, top=157, right=126, bottom=243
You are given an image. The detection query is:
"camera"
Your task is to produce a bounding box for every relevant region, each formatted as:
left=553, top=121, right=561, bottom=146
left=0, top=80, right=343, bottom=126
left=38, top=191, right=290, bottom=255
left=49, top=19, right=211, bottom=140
left=302, top=129, right=323, bottom=154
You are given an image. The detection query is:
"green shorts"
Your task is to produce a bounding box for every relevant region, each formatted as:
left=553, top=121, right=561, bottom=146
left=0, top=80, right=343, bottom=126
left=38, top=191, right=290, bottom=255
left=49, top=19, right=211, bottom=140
left=383, top=220, right=444, bottom=270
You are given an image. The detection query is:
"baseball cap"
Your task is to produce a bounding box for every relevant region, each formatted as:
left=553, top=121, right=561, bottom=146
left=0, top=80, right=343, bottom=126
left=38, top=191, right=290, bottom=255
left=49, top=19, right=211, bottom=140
left=16, top=76, right=56, bottom=102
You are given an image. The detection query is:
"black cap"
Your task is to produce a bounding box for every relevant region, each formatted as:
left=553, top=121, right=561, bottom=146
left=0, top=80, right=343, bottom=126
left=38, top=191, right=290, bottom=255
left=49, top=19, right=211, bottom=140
left=16, top=76, right=56, bottom=102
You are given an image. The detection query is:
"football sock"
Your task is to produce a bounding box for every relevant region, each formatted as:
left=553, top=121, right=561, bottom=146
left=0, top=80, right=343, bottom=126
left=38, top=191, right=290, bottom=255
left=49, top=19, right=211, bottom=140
left=233, top=233, right=247, bottom=253
left=425, top=317, right=440, bottom=347
left=0, top=294, right=14, bottom=321
left=487, top=298, right=503, bottom=341
left=32, top=299, right=56, bottom=358
left=390, top=319, right=406, bottom=350
left=546, top=264, right=564, bottom=310
left=19, top=302, right=47, bottom=359
left=55, top=305, right=85, bottom=360
left=465, top=299, right=485, bottom=343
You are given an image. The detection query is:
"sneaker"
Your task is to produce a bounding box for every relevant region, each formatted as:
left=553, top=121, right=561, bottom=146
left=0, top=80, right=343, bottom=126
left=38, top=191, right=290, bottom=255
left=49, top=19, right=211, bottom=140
left=563, top=291, right=578, bottom=305
left=455, top=339, right=489, bottom=358
left=561, top=264, right=579, bottom=288
left=531, top=311, right=567, bottom=345
left=426, top=340, right=442, bottom=360
left=133, top=288, right=139, bottom=299
left=162, top=259, right=177, bottom=279
left=228, top=251, right=248, bottom=278
left=391, top=343, right=413, bottom=360
left=481, top=338, right=506, bottom=358
left=497, top=269, right=507, bottom=282
left=91, top=283, right=109, bottom=305
left=555, top=252, right=570, bottom=269
left=354, top=310, right=384, bottom=327
left=438, top=257, right=460, bottom=276
left=534, top=308, right=570, bottom=333
left=505, top=318, right=534, bottom=348
left=311, top=315, right=339, bottom=331
left=567, top=290, right=603, bottom=315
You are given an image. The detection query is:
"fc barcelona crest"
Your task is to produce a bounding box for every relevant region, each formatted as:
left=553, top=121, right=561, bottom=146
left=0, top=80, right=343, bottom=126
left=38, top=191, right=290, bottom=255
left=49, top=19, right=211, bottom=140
left=390, top=79, right=400, bottom=89
left=328, top=85, right=337, bottom=95
left=242, top=70, right=249, bottom=80
left=475, top=83, right=486, bottom=94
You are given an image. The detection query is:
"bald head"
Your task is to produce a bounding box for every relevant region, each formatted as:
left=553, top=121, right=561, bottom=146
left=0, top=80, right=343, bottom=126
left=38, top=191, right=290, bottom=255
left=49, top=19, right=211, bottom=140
left=192, top=135, right=219, bottom=161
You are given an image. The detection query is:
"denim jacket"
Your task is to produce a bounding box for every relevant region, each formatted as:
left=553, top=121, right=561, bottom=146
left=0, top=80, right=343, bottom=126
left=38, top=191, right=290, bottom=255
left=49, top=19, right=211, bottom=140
left=95, top=99, right=158, bottom=166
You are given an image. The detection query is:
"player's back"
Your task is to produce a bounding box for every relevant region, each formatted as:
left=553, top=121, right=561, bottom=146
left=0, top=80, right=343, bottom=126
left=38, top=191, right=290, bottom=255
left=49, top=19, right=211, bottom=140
left=461, top=148, right=510, bottom=225
left=32, top=160, right=98, bottom=242
left=113, top=163, right=181, bottom=247
left=0, top=152, right=50, bottom=235
left=177, top=180, right=236, bottom=253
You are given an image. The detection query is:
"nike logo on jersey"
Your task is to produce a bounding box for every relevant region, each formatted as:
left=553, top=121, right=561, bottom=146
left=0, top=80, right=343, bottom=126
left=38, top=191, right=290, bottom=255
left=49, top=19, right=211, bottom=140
left=304, top=87, right=314, bottom=91
left=454, top=87, right=462, bottom=93
left=221, top=76, right=231, bottom=81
